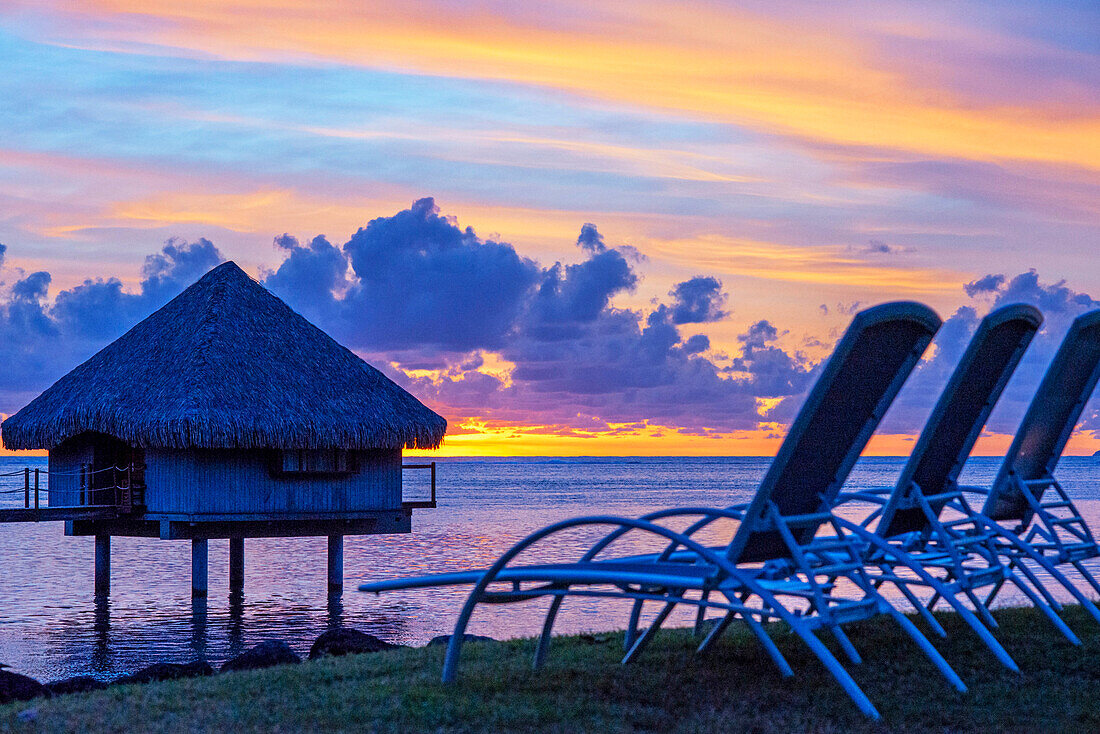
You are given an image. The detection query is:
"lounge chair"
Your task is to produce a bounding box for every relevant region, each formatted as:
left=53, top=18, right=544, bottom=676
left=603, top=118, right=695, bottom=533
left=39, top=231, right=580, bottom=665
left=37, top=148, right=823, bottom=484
left=832, top=308, right=1100, bottom=652
left=363, top=302, right=957, bottom=719
left=970, top=309, right=1100, bottom=610
left=819, top=305, right=1050, bottom=662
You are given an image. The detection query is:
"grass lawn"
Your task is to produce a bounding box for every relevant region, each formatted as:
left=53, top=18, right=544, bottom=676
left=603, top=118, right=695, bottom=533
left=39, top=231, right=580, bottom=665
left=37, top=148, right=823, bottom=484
left=2, top=604, right=1099, bottom=733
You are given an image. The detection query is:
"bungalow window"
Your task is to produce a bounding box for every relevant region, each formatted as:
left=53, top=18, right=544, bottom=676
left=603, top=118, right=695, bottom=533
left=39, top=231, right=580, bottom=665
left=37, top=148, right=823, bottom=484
left=279, top=449, right=353, bottom=475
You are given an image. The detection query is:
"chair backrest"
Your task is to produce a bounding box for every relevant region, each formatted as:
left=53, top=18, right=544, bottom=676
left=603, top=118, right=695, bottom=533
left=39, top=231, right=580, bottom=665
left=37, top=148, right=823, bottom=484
left=983, top=309, right=1100, bottom=521
left=876, top=304, right=1041, bottom=537
left=728, top=302, right=941, bottom=563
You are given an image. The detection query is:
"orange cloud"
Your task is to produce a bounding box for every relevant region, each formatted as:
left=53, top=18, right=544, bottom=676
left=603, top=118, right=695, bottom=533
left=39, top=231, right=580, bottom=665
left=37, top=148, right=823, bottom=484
left=644, top=234, right=965, bottom=294
left=106, top=189, right=405, bottom=235
left=406, top=423, right=1100, bottom=458
left=69, top=182, right=964, bottom=296
left=407, top=418, right=786, bottom=457
left=31, top=0, right=1100, bottom=170
left=89, top=187, right=634, bottom=258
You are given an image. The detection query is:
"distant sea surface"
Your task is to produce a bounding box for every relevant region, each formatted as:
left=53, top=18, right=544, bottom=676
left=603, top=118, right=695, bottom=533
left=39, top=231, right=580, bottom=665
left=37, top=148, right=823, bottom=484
left=2, top=456, right=1099, bottom=683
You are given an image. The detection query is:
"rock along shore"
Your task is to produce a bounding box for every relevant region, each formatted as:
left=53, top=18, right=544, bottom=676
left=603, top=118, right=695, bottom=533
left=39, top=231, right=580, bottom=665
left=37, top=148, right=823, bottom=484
left=0, top=628, right=496, bottom=706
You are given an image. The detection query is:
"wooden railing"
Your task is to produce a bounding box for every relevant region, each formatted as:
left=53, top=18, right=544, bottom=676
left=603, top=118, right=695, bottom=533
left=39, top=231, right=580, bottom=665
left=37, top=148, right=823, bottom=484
left=401, top=461, right=437, bottom=508
left=12, top=464, right=145, bottom=513
left=23, top=467, right=40, bottom=510
left=0, top=467, right=123, bottom=523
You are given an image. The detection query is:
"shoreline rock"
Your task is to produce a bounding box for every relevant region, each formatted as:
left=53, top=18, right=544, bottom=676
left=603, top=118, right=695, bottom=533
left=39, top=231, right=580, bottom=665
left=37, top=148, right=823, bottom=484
left=308, top=628, right=403, bottom=660
left=0, top=669, right=45, bottom=705
left=427, top=633, right=495, bottom=647
left=220, top=641, right=300, bottom=673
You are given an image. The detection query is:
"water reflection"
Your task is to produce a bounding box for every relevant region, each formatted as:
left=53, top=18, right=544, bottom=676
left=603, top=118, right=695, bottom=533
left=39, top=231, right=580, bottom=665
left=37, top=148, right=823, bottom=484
left=326, top=592, right=344, bottom=632
left=227, top=591, right=244, bottom=657
left=190, top=597, right=207, bottom=661
left=2, top=456, right=1099, bottom=682
left=92, top=595, right=111, bottom=675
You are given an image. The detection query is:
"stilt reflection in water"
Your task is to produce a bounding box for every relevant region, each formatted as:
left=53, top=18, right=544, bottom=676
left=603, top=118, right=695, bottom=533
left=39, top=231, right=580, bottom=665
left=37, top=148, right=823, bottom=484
left=190, top=596, right=207, bottom=661
left=91, top=594, right=111, bottom=675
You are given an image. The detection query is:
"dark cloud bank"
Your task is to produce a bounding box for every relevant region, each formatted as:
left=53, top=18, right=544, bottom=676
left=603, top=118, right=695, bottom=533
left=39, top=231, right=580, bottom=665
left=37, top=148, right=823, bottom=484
left=0, top=238, right=222, bottom=413
left=256, top=198, right=811, bottom=435
left=1, top=199, right=1098, bottom=443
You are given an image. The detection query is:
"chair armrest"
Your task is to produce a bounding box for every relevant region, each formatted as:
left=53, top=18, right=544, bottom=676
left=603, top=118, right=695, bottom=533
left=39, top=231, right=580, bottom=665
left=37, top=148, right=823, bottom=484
left=836, top=488, right=892, bottom=505
left=957, top=485, right=989, bottom=495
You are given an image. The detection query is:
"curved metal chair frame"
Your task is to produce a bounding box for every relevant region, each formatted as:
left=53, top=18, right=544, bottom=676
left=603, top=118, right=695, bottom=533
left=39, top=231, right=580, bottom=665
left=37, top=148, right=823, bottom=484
left=362, top=302, right=948, bottom=719
left=606, top=306, right=1044, bottom=677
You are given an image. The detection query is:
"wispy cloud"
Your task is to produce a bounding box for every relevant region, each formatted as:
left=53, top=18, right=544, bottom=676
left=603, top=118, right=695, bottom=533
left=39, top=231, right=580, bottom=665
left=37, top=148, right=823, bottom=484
left=643, top=235, right=963, bottom=294
left=11, top=1, right=1097, bottom=168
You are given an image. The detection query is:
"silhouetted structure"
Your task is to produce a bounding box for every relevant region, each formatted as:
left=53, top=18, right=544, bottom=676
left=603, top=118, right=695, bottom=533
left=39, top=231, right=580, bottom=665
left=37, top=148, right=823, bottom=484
left=2, top=261, right=445, bottom=597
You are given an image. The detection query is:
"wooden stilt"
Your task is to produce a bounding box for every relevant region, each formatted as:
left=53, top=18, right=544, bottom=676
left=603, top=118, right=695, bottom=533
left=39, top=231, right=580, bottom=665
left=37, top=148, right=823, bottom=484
left=94, top=534, right=110, bottom=597
left=229, top=537, right=244, bottom=594
left=192, top=538, right=208, bottom=598
left=327, top=535, right=343, bottom=593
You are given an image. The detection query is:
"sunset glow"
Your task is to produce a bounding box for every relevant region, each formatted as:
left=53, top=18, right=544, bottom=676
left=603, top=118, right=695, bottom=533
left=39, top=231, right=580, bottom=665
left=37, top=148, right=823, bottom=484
left=1, top=1, right=1098, bottom=455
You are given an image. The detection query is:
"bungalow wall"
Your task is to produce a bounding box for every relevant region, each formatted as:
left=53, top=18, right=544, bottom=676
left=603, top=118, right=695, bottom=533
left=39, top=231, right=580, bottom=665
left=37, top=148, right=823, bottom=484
left=143, top=448, right=402, bottom=517
left=47, top=438, right=94, bottom=506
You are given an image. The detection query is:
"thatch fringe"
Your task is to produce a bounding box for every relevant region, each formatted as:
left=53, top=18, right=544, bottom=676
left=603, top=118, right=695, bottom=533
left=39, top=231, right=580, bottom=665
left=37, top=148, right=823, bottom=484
left=1, top=262, right=447, bottom=451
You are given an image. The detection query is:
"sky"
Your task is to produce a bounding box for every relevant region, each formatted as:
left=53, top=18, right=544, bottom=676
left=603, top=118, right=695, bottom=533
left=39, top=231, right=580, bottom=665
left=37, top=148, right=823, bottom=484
left=0, top=1, right=1098, bottom=456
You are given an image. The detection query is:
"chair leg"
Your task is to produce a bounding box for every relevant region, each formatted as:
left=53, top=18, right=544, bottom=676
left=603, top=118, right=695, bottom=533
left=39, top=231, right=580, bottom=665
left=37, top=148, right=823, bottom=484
left=889, top=576, right=948, bottom=637
left=697, top=611, right=736, bottom=654
left=697, top=590, right=757, bottom=653
left=925, top=568, right=957, bottom=614
left=442, top=591, right=482, bottom=683
left=1009, top=574, right=1081, bottom=645
left=1070, top=560, right=1100, bottom=598
left=832, top=519, right=1019, bottom=672
left=926, top=591, right=943, bottom=613
left=746, top=621, right=795, bottom=677
left=964, top=588, right=999, bottom=629
left=622, top=601, right=676, bottom=664
left=693, top=589, right=711, bottom=638
left=1012, top=559, right=1063, bottom=611
left=533, top=596, right=565, bottom=669
left=720, top=612, right=795, bottom=679
left=784, top=616, right=881, bottom=720
left=624, top=599, right=644, bottom=651
left=842, top=570, right=967, bottom=693
left=829, top=625, right=863, bottom=665
left=925, top=587, right=1019, bottom=672
left=981, top=520, right=1100, bottom=625
left=881, top=604, right=967, bottom=692
left=983, top=578, right=1006, bottom=608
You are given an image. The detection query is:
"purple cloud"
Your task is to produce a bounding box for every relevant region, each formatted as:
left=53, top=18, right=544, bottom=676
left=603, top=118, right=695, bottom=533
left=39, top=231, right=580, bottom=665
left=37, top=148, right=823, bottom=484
left=339, top=197, right=539, bottom=352
left=576, top=223, right=606, bottom=253
left=9, top=198, right=1094, bottom=445
left=964, top=273, right=1005, bottom=297
left=262, top=201, right=809, bottom=434
left=264, top=233, right=349, bottom=325
left=668, top=276, right=728, bottom=324
left=859, top=240, right=911, bottom=255
left=877, top=271, right=1100, bottom=437
left=0, top=239, right=223, bottom=409
left=526, top=230, right=637, bottom=340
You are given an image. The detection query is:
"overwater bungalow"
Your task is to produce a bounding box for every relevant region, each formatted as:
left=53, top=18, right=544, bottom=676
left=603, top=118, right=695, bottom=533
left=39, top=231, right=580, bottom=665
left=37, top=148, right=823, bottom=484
left=1, top=261, right=446, bottom=596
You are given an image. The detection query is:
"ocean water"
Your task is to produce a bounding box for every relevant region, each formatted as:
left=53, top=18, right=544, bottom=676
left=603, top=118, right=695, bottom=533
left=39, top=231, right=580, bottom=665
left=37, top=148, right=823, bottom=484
left=1, top=455, right=1099, bottom=684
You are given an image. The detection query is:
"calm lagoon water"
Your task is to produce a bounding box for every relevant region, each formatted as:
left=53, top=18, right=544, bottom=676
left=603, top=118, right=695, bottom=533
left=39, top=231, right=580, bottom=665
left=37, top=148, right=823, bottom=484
left=2, top=455, right=1099, bottom=683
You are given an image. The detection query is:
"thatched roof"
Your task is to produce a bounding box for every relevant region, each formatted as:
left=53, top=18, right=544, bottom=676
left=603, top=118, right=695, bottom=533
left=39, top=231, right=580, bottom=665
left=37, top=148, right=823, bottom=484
left=1, top=262, right=446, bottom=451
